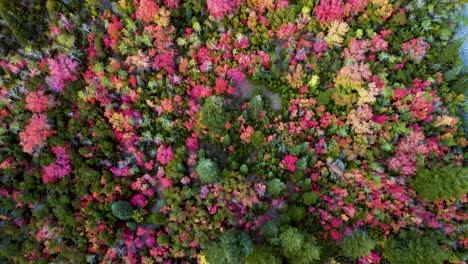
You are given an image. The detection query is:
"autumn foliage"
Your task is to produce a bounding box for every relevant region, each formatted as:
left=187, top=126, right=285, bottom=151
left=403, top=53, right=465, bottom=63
left=0, top=0, right=467, bottom=263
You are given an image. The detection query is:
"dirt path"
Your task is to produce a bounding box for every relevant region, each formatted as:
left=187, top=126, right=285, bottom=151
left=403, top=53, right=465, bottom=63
left=261, top=87, right=282, bottom=111
left=456, top=4, right=468, bottom=134
left=236, top=79, right=282, bottom=111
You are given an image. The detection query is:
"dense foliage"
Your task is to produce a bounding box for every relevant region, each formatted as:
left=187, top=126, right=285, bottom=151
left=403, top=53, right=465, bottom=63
left=339, top=231, right=375, bottom=259
left=383, top=230, right=451, bottom=264
left=0, top=0, right=467, bottom=263
left=412, top=164, right=468, bottom=201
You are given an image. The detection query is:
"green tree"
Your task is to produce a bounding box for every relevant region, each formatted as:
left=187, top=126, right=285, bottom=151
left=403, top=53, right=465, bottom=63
left=279, top=226, right=304, bottom=257
left=201, top=96, right=226, bottom=134
left=203, top=230, right=253, bottom=264
left=279, top=226, right=321, bottom=263
left=412, top=164, right=468, bottom=201
left=267, top=178, right=284, bottom=197
left=248, top=95, right=263, bottom=119
left=261, top=221, right=280, bottom=246
left=196, top=159, right=220, bottom=184
left=302, top=192, right=318, bottom=206
left=339, top=231, right=375, bottom=259
left=383, top=231, right=449, bottom=264
left=0, top=0, right=47, bottom=45
left=246, top=246, right=281, bottom=264
left=111, top=201, right=134, bottom=220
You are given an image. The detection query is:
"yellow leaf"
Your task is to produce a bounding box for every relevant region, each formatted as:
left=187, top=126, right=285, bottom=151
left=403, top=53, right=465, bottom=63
left=198, top=253, right=210, bottom=264
left=155, top=7, right=171, bottom=27
left=341, top=214, right=349, bottom=222
left=326, top=20, right=349, bottom=47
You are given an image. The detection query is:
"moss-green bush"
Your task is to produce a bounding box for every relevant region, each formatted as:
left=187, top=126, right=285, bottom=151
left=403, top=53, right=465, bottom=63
left=223, top=134, right=232, bottom=146
left=295, top=157, right=308, bottom=172
left=287, top=205, right=306, bottom=223
left=239, top=164, right=248, bottom=174
left=251, top=131, right=265, bottom=145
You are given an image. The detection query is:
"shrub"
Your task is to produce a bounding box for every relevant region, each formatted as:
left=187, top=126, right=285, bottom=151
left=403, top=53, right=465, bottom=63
left=289, top=142, right=308, bottom=156
left=196, top=159, right=220, bottom=184
left=111, top=201, right=134, bottom=220
left=157, top=234, right=171, bottom=246
left=295, top=157, right=308, bottom=172
left=412, top=164, right=468, bottom=201
left=165, top=148, right=187, bottom=182
left=223, top=134, right=231, bottom=146
left=148, top=212, right=166, bottom=225
left=339, top=231, right=375, bottom=259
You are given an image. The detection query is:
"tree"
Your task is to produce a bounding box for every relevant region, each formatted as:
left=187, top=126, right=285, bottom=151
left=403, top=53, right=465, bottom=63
left=196, top=159, right=220, bottom=184
left=203, top=230, right=253, bottom=264
left=412, top=164, right=468, bottom=201
left=279, top=226, right=321, bottom=263
left=247, top=95, right=263, bottom=119
left=339, top=231, right=375, bottom=259
left=201, top=96, right=226, bottom=134
left=0, top=0, right=48, bottom=45
left=246, top=246, right=281, bottom=264
left=383, top=231, right=449, bottom=264
left=267, top=178, right=284, bottom=197
left=111, top=201, right=134, bottom=220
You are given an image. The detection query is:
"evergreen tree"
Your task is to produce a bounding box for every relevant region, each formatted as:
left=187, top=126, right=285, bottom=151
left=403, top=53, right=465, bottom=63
left=267, top=178, right=285, bottom=197
left=201, top=96, right=226, bottom=134
left=0, top=0, right=48, bottom=45
left=196, top=158, right=220, bottom=184
left=247, top=95, right=263, bottom=119
left=203, top=230, right=253, bottom=264
left=383, top=231, right=449, bottom=264
left=412, top=164, right=468, bottom=201
left=245, top=246, right=281, bottom=264
left=279, top=226, right=321, bottom=263
left=111, top=201, right=134, bottom=220
left=339, top=231, right=375, bottom=259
